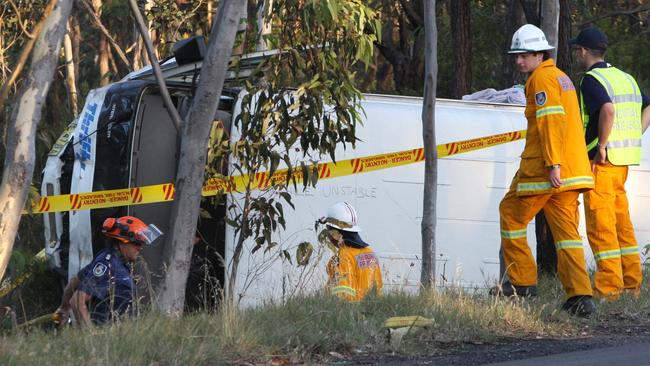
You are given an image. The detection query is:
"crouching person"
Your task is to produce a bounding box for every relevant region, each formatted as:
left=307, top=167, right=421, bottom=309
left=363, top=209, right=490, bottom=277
left=321, top=202, right=382, bottom=301
left=54, top=216, right=162, bottom=327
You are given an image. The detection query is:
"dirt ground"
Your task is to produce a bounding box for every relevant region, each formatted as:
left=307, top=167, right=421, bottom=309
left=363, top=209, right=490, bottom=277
left=342, top=323, right=650, bottom=366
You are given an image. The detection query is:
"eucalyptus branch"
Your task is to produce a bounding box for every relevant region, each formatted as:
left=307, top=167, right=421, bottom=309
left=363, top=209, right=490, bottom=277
left=398, top=0, right=423, bottom=27
left=127, top=0, right=181, bottom=133
left=578, top=6, right=650, bottom=27
left=77, top=0, right=132, bottom=70
left=0, top=0, right=56, bottom=114
left=171, top=0, right=205, bottom=42
left=7, top=0, right=35, bottom=39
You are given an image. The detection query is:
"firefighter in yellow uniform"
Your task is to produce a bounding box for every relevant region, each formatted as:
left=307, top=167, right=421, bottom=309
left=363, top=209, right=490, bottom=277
left=571, top=27, right=650, bottom=299
left=322, top=202, right=382, bottom=302
left=494, top=24, right=596, bottom=317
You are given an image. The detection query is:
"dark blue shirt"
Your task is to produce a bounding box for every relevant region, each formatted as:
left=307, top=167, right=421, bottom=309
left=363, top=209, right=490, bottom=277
left=78, top=247, right=134, bottom=324
left=580, top=61, right=650, bottom=160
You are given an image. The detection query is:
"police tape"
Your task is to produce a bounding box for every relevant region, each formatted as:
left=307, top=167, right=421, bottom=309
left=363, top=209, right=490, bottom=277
left=24, top=129, right=526, bottom=215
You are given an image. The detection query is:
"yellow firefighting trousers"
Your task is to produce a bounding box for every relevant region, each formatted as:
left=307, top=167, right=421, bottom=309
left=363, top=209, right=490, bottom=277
left=584, top=163, right=642, bottom=299
left=500, top=187, right=592, bottom=299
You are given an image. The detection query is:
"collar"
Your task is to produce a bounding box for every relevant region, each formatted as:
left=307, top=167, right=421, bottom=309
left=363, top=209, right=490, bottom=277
left=340, top=230, right=369, bottom=248
left=529, top=59, right=555, bottom=80
left=539, top=59, right=555, bottom=68
left=108, top=246, right=128, bottom=266
left=588, top=61, right=608, bottom=71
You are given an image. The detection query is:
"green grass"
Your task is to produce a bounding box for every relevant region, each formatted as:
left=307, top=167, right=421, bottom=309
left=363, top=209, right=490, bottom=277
left=4, top=272, right=650, bottom=365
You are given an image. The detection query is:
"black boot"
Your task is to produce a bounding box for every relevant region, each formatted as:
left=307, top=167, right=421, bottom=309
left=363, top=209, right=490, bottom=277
left=489, top=282, right=537, bottom=297
left=562, top=296, right=596, bottom=318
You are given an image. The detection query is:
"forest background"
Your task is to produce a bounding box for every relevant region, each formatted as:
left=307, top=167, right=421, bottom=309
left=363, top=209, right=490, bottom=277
left=1, top=0, right=649, bottom=318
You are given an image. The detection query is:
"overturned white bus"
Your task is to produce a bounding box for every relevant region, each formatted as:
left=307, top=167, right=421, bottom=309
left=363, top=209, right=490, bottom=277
left=41, top=41, right=650, bottom=307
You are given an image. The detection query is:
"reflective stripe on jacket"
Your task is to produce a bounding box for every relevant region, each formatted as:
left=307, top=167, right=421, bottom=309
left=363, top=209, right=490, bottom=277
left=516, top=59, right=594, bottom=196
left=580, top=66, right=643, bottom=166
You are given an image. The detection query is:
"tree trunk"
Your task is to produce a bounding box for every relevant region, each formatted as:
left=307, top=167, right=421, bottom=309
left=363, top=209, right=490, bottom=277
left=538, top=0, right=561, bottom=275
left=519, top=0, right=540, bottom=25
left=92, top=0, right=110, bottom=86
left=540, top=0, right=560, bottom=60
left=421, top=0, right=438, bottom=289
left=556, top=0, right=571, bottom=74
left=375, top=0, right=425, bottom=95
left=501, top=0, right=526, bottom=88
left=133, top=36, right=144, bottom=70
left=70, top=10, right=81, bottom=79
left=0, top=17, right=5, bottom=84
left=156, top=0, right=246, bottom=315
left=450, top=0, right=471, bottom=98
left=136, top=0, right=156, bottom=67
left=207, top=0, right=214, bottom=30
left=233, top=0, right=256, bottom=56
left=64, top=22, right=79, bottom=116
left=255, top=0, right=272, bottom=51
left=0, top=0, right=74, bottom=282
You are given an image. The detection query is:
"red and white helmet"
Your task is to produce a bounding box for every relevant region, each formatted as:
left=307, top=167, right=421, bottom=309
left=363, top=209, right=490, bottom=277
left=102, top=216, right=162, bottom=246
left=325, top=202, right=362, bottom=232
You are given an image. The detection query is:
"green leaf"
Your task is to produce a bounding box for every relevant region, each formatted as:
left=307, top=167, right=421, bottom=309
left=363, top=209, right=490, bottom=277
left=296, top=242, right=314, bottom=266
left=265, top=241, right=279, bottom=254
left=264, top=228, right=272, bottom=246
left=224, top=217, right=240, bottom=228
left=269, top=152, right=280, bottom=177
left=282, top=250, right=292, bottom=264
left=326, top=0, right=340, bottom=22
left=279, top=192, right=294, bottom=209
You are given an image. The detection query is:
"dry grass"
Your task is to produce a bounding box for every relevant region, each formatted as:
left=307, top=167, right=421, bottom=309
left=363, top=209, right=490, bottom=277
left=5, top=271, right=650, bottom=364
left=0, top=276, right=592, bottom=365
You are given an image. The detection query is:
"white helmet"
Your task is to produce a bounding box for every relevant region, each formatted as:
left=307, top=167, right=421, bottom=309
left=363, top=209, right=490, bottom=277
left=508, top=24, right=554, bottom=54
left=325, top=202, right=362, bottom=232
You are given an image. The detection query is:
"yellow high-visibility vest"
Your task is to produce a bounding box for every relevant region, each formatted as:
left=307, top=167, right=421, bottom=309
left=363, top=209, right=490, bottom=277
left=580, top=67, right=643, bottom=166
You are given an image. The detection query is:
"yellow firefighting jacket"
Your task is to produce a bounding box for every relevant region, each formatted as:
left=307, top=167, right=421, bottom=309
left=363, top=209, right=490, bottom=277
left=516, top=59, right=594, bottom=196
left=326, top=244, right=383, bottom=302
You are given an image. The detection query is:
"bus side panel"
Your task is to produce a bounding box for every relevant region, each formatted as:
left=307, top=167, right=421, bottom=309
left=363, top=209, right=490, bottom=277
left=68, top=87, right=109, bottom=279
left=225, top=96, right=529, bottom=306
left=128, top=93, right=179, bottom=282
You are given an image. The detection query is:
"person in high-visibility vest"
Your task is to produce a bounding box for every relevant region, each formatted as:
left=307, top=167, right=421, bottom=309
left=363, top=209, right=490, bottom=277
left=320, top=202, right=382, bottom=302
left=54, top=216, right=162, bottom=326
left=571, top=27, right=650, bottom=300
left=492, top=24, right=596, bottom=317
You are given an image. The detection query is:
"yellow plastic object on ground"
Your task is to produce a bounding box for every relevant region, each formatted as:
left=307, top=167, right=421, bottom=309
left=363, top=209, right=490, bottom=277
left=383, top=315, right=434, bottom=329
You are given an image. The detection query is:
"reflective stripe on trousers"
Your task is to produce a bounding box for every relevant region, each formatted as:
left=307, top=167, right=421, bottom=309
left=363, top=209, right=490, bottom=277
left=584, top=163, right=642, bottom=299
left=500, top=186, right=592, bottom=298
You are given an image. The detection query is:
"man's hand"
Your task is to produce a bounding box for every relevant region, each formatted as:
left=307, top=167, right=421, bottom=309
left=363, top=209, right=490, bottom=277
left=591, top=145, right=607, bottom=172
left=53, top=306, right=70, bottom=328
left=549, top=166, right=563, bottom=188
